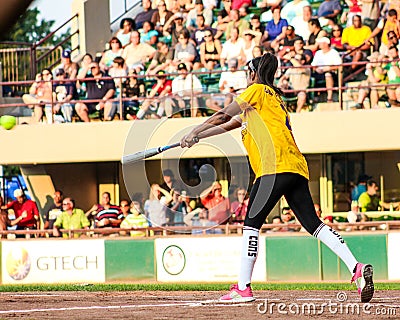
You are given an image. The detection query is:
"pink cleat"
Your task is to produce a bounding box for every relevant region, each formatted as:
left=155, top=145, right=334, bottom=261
left=351, top=263, right=374, bottom=302
left=219, top=284, right=255, bottom=303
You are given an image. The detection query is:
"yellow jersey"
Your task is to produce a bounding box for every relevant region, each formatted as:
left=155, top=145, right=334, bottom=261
left=235, top=83, right=309, bottom=180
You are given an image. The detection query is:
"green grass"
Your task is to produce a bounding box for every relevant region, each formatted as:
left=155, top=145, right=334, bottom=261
left=0, top=282, right=399, bottom=292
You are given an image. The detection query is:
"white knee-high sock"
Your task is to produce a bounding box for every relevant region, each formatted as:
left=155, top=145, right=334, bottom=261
left=238, top=227, right=259, bottom=290
left=314, top=224, right=358, bottom=274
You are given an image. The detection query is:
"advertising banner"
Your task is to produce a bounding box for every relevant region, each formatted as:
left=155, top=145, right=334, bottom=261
left=1, top=240, right=105, bottom=284
left=155, top=236, right=266, bottom=282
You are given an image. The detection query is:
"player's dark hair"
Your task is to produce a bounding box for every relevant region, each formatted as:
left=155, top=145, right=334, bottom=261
left=248, top=52, right=283, bottom=95
left=388, top=9, right=397, bottom=17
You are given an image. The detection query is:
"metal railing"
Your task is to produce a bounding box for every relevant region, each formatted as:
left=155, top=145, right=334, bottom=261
left=0, top=13, right=79, bottom=94
left=1, top=58, right=400, bottom=118
left=1, top=220, right=399, bottom=239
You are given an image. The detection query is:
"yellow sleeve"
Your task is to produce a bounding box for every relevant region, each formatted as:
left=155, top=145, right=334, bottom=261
left=235, top=84, right=262, bottom=110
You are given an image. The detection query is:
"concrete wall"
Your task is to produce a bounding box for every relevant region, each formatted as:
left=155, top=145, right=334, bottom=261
left=1, top=110, right=400, bottom=165
left=71, top=0, right=111, bottom=58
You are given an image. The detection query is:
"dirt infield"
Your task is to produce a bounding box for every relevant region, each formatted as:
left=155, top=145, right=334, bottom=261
left=0, top=290, right=399, bottom=319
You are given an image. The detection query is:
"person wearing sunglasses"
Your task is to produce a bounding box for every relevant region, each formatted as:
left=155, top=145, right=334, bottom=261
left=365, top=9, right=400, bottom=55
left=53, top=198, right=90, bottom=238
left=99, top=37, right=123, bottom=72
left=22, top=68, right=54, bottom=123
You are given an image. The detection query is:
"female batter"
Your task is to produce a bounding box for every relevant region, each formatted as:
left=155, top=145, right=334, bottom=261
left=180, top=53, right=374, bottom=303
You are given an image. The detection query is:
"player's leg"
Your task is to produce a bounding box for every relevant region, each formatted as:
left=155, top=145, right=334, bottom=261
left=284, top=174, right=374, bottom=302
left=220, top=174, right=295, bottom=302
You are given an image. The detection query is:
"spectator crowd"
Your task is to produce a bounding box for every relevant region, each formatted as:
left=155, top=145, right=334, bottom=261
left=1, top=169, right=398, bottom=239
left=18, top=0, right=400, bottom=123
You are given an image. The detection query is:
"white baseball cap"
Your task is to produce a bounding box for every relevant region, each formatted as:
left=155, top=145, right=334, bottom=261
left=14, top=189, right=24, bottom=198
left=316, top=37, right=330, bottom=45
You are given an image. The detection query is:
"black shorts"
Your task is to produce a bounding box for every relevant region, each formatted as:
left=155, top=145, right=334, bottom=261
left=244, top=173, right=323, bottom=235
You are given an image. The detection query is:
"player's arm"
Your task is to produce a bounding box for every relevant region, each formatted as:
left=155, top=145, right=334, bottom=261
left=197, top=115, right=241, bottom=141
left=181, top=100, right=241, bottom=147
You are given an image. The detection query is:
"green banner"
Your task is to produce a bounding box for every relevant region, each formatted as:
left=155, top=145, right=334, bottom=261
left=105, top=239, right=155, bottom=281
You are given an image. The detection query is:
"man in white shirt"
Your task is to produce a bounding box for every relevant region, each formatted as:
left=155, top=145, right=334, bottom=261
left=122, top=31, right=156, bottom=72
left=311, top=37, right=342, bottom=102
left=206, top=58, right=247, bottom=110
left=291, top=5, right=312, bottom=43
left=167, top=62, right=203, bottom=117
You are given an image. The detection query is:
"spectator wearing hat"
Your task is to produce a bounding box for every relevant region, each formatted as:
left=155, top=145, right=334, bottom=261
left=186, top=0, right=213, bottom=32
left=172, top=29, right=199, bottom=70
left=291, top=5, right=312, bottom=43
left=286, top=38, right=313, bottom=65
left=276, top=25, right=303, bottom=58
left=353, top=52, right=388, bottom=109
left=311, top=36, right=342, bottom=102
left=6, top=189, right=40, bottom=237
left=342, top=15, right=373, bottom=70
left=220, top=27, right=246, bottom=68
left=122, top=31, right=156, bottom=73
left=59, top=49, right=79, bottom=80
left=199, top=29, right=222, bottom=70
left=50, top=68, right=76, bottom=123
left=134, top=69, right=172, bottom=119
left=167, top=62, right=203, bottom=117
left=135, top=0, right=157, bottom=30
left=75, top=62, right=116, bottom=122
left=163, top=12, right=189, bottom=47
left=242, top=29, right=257, bottom=62
left=205, top=58, right=245, bottom=110
left=115, top=18, right=136, bottom=48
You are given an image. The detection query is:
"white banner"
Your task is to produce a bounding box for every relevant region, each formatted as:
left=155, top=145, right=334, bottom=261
left=387, top=232, right=400, bottom=280
left=155, top=236, right=266, bottom=282
left=1, top=240, right=105, bottom=284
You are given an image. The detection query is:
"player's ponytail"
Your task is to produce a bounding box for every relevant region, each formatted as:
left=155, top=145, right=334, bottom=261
left=248, top=53, right=283, bottom=95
